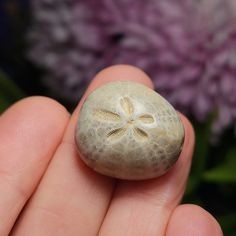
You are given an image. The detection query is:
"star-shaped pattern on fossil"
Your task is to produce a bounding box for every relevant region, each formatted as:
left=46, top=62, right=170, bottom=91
left=93, top=97, right=155, bottom=141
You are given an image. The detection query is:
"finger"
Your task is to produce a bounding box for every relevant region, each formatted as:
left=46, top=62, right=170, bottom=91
left=99, top=115, right=195, bottom=236
left=0, top=97, right=69, bottom=236
left=166, top=204, right=223, bottom=236
left=11, top=65, right=154, bottom=236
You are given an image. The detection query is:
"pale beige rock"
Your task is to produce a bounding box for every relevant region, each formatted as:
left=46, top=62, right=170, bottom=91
left=75, top=81, right=184, bottom=180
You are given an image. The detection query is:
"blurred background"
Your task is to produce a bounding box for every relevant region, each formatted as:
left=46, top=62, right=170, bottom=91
left=0, top=0, right=236, bottom=234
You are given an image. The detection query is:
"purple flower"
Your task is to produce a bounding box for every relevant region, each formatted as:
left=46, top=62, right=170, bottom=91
left=28, top=0, right=236, bottom=138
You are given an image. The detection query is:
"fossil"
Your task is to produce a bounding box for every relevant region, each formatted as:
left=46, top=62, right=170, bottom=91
left=75, top=81, right=185, bottom=180
left=94, top=97, right=152, bottom=141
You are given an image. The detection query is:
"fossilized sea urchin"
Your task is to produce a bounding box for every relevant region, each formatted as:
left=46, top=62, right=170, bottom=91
left=75, top=81, right=184, bottom=180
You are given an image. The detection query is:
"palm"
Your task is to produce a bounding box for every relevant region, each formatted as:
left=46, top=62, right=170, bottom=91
left=0, top=66, right=222, bottom=236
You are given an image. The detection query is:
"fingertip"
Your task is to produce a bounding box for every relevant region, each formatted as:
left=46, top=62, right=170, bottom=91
left=2, top=96, right=69, bottom=118
left=15, top=96, right=69, bottom=117
left=0, top=96, right=70, bottom=163
left=5, top=96, right=69, bottom=129
left=89, top=65, right=154, bottom=91
left=166, top=204, right=223, bottom=236
left=178, top=113, right=195, bottom=153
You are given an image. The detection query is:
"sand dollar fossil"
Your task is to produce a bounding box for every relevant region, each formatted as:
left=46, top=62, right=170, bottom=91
left=75, top=81, right=184, bottom=180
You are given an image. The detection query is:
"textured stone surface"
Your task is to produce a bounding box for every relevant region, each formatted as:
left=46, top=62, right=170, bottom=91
left=75, top=81, right=184, bottom=180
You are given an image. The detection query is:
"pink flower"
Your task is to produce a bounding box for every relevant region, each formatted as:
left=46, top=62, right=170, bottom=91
left=28, top=0, right=236, bottom=139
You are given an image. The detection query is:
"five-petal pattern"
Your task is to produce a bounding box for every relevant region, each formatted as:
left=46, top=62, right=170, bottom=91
left=94, top=97, right=155, bottom=141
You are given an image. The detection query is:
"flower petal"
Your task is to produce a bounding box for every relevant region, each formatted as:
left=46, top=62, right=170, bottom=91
left=138, top=114, right=155, bottom=124
left=133, top=127, right=148, bottom=141
left=120, top=97, right=134, bottom=115
left=107, top=128, right=127, bottom=140
left=93, top=109, right=121, bottom=122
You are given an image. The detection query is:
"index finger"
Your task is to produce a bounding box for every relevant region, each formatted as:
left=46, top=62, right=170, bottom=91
left=12, top=65, right=155, bottom=236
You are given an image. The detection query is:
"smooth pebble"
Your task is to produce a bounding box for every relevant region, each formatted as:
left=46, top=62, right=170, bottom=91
left=75, top=81, right=185, bottom=180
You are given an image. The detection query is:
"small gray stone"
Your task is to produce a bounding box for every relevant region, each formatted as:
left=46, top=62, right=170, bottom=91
left=75, top=81, right=184, bottom=180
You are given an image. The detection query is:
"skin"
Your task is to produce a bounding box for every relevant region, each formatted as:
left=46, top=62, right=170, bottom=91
left=0, top=65, right=223, bottom=236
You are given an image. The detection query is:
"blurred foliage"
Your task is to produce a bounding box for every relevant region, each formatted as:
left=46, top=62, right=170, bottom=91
left=0, top=0, right=46, bottom=98
left=184, top=117, right=236, bottom=236
left=0, top=1, right=236, bottom=235
left=204, top=148, right=236, bottom=183
left=0, top=0, right=29, bottom=71
left=0, top=71, right=25, bottom=113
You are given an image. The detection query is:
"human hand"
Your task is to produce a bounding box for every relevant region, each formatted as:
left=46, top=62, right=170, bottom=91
left=0, top=65, right=223, bottom=235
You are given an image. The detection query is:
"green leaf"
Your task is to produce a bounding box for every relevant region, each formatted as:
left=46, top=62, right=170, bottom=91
left=0, top=71, right=25, bottom=113
left=203, top=148, right=236, bottom=183
left=185, top=114, right=215, bottom=195
left=0, top=98, right=11, bottom=112
left=219, top=213, right=236, bottom=236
